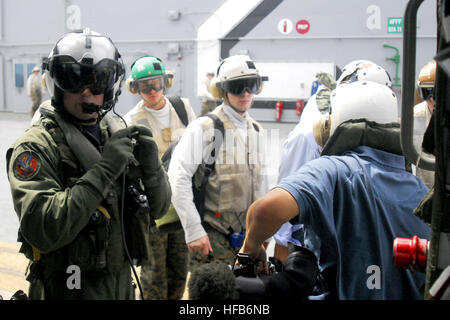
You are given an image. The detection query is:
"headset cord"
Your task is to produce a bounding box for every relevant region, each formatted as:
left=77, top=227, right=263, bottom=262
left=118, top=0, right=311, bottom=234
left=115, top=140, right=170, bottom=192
left=231, top=211, right=246, bottom=256
left=113, top=108, right=145, bottom=300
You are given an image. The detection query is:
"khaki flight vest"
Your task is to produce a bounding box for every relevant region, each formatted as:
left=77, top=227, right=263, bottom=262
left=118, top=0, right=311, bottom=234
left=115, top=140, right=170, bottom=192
left=196, top=106, right=264, bottom=235
left=128, top=100, right=187, bottom=157
left=127, top=99, right=189, bottom=231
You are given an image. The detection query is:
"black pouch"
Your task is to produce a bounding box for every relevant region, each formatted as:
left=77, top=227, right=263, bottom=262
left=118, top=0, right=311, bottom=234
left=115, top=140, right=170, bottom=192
left=67, top=209, right=110, bottom=271
left=124, top=183, right=152, bottom=265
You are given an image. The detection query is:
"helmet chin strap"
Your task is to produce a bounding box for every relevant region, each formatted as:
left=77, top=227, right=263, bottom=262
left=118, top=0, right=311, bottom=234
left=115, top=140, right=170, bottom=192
left=142, top=94, right=165, bottom=109
left=224, top=94, right=251, bottom=116
left=230, top=105, right=246, bottom=115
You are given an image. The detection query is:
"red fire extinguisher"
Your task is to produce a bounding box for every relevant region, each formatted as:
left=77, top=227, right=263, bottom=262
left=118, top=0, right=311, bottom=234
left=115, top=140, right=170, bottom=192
left=275, top=101, right=283, bottom=121
left=296, top=99, right=305, bottom=116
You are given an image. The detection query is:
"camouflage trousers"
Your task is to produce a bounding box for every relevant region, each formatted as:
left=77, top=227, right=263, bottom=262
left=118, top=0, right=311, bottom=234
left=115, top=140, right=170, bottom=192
left=189, top=224, right=240, bottom=273
left=140, top=227, right=188, bottom=300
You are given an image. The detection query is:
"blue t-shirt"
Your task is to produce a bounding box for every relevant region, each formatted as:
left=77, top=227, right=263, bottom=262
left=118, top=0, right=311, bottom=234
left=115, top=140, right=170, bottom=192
left=278, top=146, right=430, bottom=299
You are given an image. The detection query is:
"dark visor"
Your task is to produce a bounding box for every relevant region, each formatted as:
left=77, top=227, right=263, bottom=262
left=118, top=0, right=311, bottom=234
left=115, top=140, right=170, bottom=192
left=419, top=86, right=434, bottom=100
left=50, top=55, right=122, bottom=94
left=220, top=76, right=262, bottom=96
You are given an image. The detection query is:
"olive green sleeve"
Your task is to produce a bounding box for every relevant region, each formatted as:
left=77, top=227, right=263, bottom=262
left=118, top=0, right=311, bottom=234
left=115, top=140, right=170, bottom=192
left=8, top=141, right=104, bottom=254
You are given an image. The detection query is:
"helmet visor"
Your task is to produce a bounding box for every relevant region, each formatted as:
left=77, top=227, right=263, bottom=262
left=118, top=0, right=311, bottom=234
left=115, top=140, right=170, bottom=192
left=221, top=77, right=261, bottom=96
left=136, top=76, right=165, bottom=93
left=419, top=86, right=434, bottom=101
left=50, top=55, right=122, bottom=95
left=339, top=71, right=359, bottom=84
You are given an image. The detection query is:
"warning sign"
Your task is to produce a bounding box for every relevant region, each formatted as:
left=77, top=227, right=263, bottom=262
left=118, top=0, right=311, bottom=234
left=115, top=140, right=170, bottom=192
left=278, top=19, right=293, bottom=34
left=296, top=20, right=310, bottom=34
left=387, top=17, right=403, bottom=34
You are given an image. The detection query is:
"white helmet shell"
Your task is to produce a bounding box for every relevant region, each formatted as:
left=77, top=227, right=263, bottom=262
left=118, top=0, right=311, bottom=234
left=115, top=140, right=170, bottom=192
left=217, top=55, right=260, bottom=82
left=329, top=81, right=398, bottom=136
left=337, top=60, right=392, bottom=87
left=43, top=28, right=124, bottom=105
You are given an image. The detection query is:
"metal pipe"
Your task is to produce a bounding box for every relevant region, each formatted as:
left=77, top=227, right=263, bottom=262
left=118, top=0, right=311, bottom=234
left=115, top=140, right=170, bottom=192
left=0, top=54, right=6, bottom=111
left=402, top=0, right=435, bottom=170
left=0, top=34, right=437, bottom=48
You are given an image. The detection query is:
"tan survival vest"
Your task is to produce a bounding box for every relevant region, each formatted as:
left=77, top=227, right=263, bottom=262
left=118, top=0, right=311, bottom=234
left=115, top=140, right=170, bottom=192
left=127, top=100, right=187, bottom=157
left=196, top=106, right=264, bottom=235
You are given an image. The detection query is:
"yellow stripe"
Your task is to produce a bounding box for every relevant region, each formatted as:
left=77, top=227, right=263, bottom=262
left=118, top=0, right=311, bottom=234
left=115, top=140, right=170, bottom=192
left=32, top=247, right=40, bottom=261
left=97, top=206, right=111, bottom=219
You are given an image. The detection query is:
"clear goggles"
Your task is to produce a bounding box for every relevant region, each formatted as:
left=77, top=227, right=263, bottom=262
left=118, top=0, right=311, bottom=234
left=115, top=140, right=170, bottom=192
left=135, top=76, right=165, bottom=93
left=220, top=76, right=267, bottom=96
left=48, top=55, right=123, bottom=95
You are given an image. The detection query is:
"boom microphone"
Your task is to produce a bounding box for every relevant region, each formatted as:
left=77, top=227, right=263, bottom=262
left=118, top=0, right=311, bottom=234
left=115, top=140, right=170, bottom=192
left=82, top=102, right=102, bottom=114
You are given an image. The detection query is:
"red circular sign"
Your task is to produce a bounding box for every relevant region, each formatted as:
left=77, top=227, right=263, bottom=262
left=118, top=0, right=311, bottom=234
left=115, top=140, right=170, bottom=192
left=296, top=20, right=310, bottom=34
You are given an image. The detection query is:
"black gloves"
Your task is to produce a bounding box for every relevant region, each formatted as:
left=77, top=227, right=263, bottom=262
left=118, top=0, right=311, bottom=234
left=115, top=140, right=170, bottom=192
left=132, top=125, right=163, bottom=186
left=98, top=124, right=162, bottom=184
left=99, top=126, right=136, bottom=182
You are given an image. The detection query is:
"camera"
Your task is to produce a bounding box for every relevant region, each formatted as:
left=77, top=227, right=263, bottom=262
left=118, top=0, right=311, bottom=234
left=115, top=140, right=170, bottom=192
left=232, top=253, right=258, bottom=278
left=232, top=246, right=319, bottom=300
left=232, top=253, right=280, bottom=278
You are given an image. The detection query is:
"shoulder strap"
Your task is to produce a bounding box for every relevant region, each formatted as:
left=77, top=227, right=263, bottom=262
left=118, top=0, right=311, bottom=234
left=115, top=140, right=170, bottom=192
left=192, top=113, right=225, bottom=219
left=203, top=113, right=225, bottom=170
left=167, top=94, right=189, bottom=127
left=39, top=104, right=101, bottom=172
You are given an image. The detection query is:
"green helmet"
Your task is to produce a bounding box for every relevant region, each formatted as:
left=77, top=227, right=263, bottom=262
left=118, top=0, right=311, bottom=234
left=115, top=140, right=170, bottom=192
left=131, top=56, right=166, bottom=80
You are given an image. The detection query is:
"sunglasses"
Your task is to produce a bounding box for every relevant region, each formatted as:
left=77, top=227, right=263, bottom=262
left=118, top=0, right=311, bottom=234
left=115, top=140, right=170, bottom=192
left=135, top=76, right=165, bottom=93
left=48, top=55, right=123, bottom=95
left=220, top=76, right=266, bottom=96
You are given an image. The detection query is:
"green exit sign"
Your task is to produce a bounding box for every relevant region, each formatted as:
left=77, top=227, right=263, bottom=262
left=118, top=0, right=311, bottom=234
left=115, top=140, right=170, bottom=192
left=387, top=17, right=403, bottom=33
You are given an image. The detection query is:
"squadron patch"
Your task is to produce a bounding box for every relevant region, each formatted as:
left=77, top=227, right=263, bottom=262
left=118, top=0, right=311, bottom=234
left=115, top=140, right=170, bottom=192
left=13, top=151, right=41, bottom=180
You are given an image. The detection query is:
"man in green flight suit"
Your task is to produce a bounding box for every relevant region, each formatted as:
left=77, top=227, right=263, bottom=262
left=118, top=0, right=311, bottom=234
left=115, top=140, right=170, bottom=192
left=6, top=28, right=171, bottom=300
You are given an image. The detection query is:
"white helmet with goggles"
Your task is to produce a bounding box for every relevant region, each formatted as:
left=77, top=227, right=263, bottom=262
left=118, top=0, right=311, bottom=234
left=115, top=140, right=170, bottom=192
left=210, top=55, right=268, bottom=99
left=42, top=28, right=125, bottom=114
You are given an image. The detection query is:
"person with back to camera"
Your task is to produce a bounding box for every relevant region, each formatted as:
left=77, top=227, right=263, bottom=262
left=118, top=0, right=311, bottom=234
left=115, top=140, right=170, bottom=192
left=240, top=80, right=430, bottom=299
left=273, top=61, right=395, bottom=264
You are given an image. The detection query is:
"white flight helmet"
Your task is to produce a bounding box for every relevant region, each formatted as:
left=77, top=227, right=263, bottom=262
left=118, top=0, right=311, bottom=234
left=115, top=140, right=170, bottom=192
left=329, top=81, right=398, bottom=135
left=337, top=60, right=392, bottom=87
left=43, top=28, right=125, bottom=112
left=209, top=55, right=268, bottom=99
left=313, top=81, right=398, bottom=146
